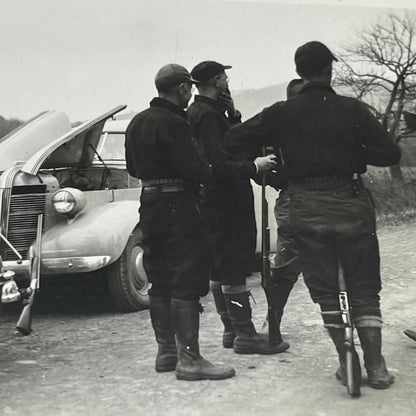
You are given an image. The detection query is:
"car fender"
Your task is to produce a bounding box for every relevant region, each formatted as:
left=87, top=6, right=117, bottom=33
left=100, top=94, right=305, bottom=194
left=41, top=200, right=140, bottom=267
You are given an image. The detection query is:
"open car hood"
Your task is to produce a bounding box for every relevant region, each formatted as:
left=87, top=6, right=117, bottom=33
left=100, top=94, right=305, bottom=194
left=21, top=105, right=127, bottom=175
left=0, top=111, right=72, bottom=173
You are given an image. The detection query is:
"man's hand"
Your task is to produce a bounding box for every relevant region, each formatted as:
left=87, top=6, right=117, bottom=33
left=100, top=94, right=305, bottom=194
left=254, top=154, right=277, bottom=173
left=219, top=90, right=237, bottom=117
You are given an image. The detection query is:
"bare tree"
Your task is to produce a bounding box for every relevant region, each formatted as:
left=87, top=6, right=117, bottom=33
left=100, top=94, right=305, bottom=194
left=333, top=12, right=416, bottom=180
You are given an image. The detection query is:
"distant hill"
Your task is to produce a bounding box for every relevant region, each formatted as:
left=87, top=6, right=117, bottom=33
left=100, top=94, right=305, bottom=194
left=233, top=83, right=287, bottom=120
left=115, top=111, right=138, bottom=120
left=0, top=115, right=23, bottom=139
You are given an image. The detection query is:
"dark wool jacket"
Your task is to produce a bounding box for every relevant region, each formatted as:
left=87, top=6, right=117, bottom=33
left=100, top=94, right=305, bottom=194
left=125, top=97, right=211, bottom=185
left=226, top=82, right=401, bottom=180
left=187, top=95, right=256, bottom=192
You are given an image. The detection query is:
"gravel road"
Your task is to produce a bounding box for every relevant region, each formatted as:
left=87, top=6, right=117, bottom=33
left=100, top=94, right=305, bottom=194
left=1, top=222, right=416, bottom=416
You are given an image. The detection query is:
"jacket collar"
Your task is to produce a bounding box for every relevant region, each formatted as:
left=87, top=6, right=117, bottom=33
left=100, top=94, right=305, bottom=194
left=194, top=95, right=226, bottom=114
left=150, top=97, right=186, bottom=118
left=299, top=81, right=336, bottom=95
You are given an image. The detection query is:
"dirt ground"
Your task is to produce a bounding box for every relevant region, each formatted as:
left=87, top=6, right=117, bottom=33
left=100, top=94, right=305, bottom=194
left=1, top=222, right=416, bottom=416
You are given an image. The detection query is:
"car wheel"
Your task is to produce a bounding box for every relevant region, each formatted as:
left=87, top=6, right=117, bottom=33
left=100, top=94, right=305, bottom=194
left=107, top=227, right=150, bottom=312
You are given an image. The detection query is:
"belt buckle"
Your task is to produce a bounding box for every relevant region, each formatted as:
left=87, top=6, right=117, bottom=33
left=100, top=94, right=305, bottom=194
left=161, top=185, right=184, bottom=193
left=143, top=186, right=159, bottom=193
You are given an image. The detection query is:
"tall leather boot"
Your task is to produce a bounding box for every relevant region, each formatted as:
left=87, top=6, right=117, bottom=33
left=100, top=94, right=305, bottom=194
left=327, top=328, right=361, bottom=386
left=149, top=296, right=177, bottom=372
left=224, top=291, right=289, bottom=354
left=267, top=277, right=295, bottom=345
left=171, top=298, right=235, bottom=381
left=356, top=326, right=394, bottom=389
left=210, top=281, right=236, bottom=348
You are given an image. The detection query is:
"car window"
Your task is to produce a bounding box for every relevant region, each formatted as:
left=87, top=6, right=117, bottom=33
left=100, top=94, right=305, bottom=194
left=97, top=133, right=125, bottom=161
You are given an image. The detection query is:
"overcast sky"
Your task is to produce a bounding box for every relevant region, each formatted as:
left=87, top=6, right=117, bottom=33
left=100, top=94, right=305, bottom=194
left=1, top=0, right=416, bottom=121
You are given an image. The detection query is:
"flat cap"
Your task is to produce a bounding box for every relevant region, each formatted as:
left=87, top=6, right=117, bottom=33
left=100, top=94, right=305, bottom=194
left=191, top=61, right=232, bottom=83
left=155, top=64, right=199, bottom=89
left=295, top=41, right=338, bottom=76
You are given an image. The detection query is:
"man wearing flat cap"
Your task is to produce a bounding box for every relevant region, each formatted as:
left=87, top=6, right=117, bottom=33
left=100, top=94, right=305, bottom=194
left=125, top=63, right=235, bottom=381
left=225, top=41, right=401, bottom=389
left=187, top=61, right=287, bottom=355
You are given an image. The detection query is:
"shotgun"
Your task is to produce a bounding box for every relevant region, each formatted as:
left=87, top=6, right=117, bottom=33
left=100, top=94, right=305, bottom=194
left=16, top=214, right=43, bottom=335
left=338, top=261, right=361, bottom=397
left=260, top=146, right=279, bottom=345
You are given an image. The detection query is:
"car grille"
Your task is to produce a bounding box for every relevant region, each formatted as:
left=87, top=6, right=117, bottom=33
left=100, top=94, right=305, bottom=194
left=1, top=186, right=46, bottom=261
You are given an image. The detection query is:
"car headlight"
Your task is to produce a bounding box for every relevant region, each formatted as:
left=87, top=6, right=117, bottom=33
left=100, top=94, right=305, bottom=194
left=52, top=187, right=86, bottom=217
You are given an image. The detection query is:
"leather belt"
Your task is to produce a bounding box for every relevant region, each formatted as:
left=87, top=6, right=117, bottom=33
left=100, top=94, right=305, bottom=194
left=288, top=174, right=361, bottom=191
left=142, top=184, right=185, bottom=194
left=141, top=178, right=184, bottom=187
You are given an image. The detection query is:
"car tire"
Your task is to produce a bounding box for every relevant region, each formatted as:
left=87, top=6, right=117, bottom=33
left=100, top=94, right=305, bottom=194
left=107, top=227, right=150, bottom=312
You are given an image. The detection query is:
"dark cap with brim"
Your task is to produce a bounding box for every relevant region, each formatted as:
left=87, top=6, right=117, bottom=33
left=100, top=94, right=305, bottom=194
left=191, top=61, right=232, bottom=83
left=295, top=41, right=338, bottom=77
left=155, top=64, right=199, bottom=89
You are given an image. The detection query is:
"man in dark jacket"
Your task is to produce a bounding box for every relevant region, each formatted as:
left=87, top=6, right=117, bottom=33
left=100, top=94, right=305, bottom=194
left=226, top=42, right=401, bottom=389
left=264, top=78, right=305, bottom=347
left=187, top=61, right=288, bottom=355
left=125, top=63, right=235, bottom=381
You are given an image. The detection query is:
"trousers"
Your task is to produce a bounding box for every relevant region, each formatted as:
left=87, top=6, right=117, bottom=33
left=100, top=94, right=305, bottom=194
left=139, top=190, right=210, bottom=300
left=203, top=181, right=256, bottom=286
left=272, top=189, right=303, bottom=282
left=288, top=182, right=381, bottom=307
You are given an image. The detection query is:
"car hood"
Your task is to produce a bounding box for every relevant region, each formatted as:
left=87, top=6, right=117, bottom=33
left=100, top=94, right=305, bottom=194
left=0, top=111, right=72, bottom=173
left=21, top=105, right=127, bottom=175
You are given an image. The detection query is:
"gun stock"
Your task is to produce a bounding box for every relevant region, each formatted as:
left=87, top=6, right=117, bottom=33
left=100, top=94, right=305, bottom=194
left=16, top=214, right=42, bottom=335
left=338, top=262, right=361, bottom=397
left=16, top=302, right=33, bottom=336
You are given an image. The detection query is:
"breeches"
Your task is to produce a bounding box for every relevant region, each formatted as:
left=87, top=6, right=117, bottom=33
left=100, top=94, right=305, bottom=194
left=288, top=183, right=381, bottom=308
left=139, top=191, right=210, bottom=300
left=273, top=189, right=303, bottom=283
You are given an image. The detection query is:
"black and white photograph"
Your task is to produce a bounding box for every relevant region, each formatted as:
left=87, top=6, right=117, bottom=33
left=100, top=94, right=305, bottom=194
left=1, top=0, right=416, bottom=415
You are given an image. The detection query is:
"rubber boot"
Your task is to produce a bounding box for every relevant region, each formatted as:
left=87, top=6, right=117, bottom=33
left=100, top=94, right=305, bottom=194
left=266, top=277, right=295, bottom=345
left=327, top=328, right=361, bottom=387
left=211, top=283, right=236, bottom=348
left=356, top=326, right=394, bottom=389
left=171, top=298, right=235, bottom=381
left=149, top=296, right=177, bottom=372
left=224, top=291, right=289, bottom=354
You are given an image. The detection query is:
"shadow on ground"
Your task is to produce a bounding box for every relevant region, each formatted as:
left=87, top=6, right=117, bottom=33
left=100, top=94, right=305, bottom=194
left=1, top=274, right=115, bottom=320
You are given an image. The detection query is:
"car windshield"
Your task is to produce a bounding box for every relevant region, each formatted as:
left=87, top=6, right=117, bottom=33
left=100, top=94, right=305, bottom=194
left=97, top=133, right=125, bottom=161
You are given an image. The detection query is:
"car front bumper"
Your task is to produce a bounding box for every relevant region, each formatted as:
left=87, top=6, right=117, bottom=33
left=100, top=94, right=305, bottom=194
left=4, top=255, right=112, bottom=278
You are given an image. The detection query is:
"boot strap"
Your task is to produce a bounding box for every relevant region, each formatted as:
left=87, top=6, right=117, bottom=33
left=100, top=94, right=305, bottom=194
left=321, top=310, right=344, bottom=329
left=354, top=316, right=383, bottom=328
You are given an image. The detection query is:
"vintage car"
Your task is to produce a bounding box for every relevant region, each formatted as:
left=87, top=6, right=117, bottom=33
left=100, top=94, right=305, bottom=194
left=0, top=106, right=149, bottom=312
left=0, top=108, right=279, bottom=315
